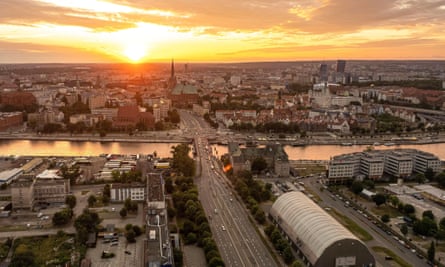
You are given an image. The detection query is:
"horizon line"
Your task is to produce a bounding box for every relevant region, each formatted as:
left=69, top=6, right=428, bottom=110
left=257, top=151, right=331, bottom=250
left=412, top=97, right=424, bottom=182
left=2, top=58, right=445, bottom=65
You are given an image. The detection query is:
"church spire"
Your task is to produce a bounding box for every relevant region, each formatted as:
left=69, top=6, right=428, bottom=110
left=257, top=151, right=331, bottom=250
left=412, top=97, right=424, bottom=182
left=171, top=59, right=175, bottom=78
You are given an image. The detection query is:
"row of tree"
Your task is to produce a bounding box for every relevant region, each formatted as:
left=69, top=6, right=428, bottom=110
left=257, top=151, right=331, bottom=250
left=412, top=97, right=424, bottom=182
left=170, top=176, right=224, bottom=267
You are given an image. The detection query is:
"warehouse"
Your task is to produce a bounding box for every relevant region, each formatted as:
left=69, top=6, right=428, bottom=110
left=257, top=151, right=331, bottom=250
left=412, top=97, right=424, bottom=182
left=270, top=192, right=375, bottom=267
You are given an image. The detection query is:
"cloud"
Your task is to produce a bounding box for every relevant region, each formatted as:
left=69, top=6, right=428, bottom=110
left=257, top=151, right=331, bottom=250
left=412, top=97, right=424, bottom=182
left=0, top=0, right=444, bottom=62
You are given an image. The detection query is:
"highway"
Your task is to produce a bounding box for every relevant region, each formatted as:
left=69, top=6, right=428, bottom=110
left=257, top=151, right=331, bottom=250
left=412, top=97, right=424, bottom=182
left=180, top=111, right=279, bottom=267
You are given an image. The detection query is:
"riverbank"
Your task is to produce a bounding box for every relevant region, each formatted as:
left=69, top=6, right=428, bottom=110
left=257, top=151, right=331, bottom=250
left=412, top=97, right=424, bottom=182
left=0, top=133, right=192, bottom=143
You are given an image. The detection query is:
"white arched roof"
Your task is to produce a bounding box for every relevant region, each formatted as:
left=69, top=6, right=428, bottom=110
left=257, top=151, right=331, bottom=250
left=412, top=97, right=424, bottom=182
left=270, top=191, right=359, bottom=261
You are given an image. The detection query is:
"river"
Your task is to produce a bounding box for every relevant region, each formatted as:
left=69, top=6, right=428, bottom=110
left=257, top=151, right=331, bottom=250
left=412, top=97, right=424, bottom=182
left=0, top=140, right=178, bottom=158
left=1, top=140, right=445, bottom=160
left=212, top=143, right=445, bottom=161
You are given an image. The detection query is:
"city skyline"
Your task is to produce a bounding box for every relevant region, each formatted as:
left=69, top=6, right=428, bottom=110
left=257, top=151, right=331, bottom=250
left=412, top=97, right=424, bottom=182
left=1, top=0, right=445, bottom=63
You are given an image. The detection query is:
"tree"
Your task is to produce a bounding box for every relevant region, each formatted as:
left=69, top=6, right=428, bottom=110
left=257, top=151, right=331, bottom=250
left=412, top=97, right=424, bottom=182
left=388, top=195, right=400, bottom=207
left=425, top=168, right=435, bottom=181
left=283, top=246, right=295, bottom=264
left=173, top=248, right=183, bottom=267
left=373, top=193, right=386, bottom=207
left=88, top=195, right=97, bottom=207
left=9, top=244, right=37, bottom=267
left=171, top=144, right=196, bottom=177
left=428, top=241, right=435, bottom=263
left=423, top=210, right=435, bottom=221
left=291, top=261, right=303, bottom=267
left=126, top=229, right=136, bottom=243
left=133, top=225, right=142, bottom=236
left=440, top=217, right=445, bottom=229
left=74, top=209, right=102, bottom=243
left=120, top=207, right=127, bottom=218
left=415, top=173, right=426, bottom=184
left=351, top=181, right=364, bottom=195
left=254, top=209, right=266, bottom=224
left=381, top=214, right=390, bottom=223
left=404, top=204, right=415, bottom=215
left=437, top=172, right=445, bottom=187
left=52, top=208, right=73, bottom=226
left=251, top=157, right=267, bottom=174
left=208, top=257, right=225, bottom=267
left=103, top=184, right=111, bottom=198
left=65, top=195, right=77, bottom=209
left=185, top=232, right=197, bottom=244
left=401, top=224, right=408, bottom=236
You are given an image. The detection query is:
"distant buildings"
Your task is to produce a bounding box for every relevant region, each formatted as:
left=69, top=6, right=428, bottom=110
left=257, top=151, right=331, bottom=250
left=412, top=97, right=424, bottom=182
left=327, top=149, right=442, bottom=184
left=270, top=192, right=375, bottom=267
left=0, top=112, right=22, bottom=131
left=113, top=105, right=155, bottom=130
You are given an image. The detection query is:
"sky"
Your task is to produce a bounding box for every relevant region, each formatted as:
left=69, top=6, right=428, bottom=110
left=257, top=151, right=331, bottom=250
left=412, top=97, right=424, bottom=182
left=1, top=0, right=445, bottom=63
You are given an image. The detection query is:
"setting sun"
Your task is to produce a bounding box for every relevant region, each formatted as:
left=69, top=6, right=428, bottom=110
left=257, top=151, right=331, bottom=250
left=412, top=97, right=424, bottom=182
left=123, top=44, right=148, bottom=62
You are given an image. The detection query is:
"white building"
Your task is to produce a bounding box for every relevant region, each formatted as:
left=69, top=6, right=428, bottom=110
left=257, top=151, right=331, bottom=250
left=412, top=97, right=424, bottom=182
left=360, top=153, right=384, bottom=180
left=413, top=151, right=441, bottom=174
left=384, top=151, right=413, bottom=178
left=110, top=184, right=146, bottom=202
left=0, top=168, right=24, bottom=184
left=327, top=154, right=361, bottom=184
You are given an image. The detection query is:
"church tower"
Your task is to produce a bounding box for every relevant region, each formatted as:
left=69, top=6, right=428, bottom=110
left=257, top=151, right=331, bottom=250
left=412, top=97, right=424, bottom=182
left=168, top=59, right=177, bottom=89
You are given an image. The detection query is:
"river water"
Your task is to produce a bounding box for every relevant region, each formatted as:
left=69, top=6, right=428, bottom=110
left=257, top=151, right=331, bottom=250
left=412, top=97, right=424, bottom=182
left=1, top=140, right=445, bottom=160
left=0, top=140, right=178, bottom=158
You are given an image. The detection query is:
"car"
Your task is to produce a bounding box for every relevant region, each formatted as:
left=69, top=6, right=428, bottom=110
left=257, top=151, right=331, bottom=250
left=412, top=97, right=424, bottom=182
left=125, top=250, right=131, bottom=255
left=385, top=256, right=393, bottom=260
left=111, top=242, right=118, bottom=246
left=221, top=225, right=226, bottom=231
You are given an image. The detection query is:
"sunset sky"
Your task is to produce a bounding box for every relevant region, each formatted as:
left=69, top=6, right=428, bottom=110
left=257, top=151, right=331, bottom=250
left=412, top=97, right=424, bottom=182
left=1, top=0, right=445, bottom=63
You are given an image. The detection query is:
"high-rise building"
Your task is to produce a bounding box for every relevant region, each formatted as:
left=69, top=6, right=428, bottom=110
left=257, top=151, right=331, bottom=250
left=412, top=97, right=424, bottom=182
left=319, top=63, right=328, bottom=82
left=336, top=60, right=346, bottom=73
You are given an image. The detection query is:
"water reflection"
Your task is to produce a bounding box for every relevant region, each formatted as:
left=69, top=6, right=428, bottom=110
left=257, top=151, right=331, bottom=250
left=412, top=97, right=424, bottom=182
left=0, top=140, right=179, bottom=158
left=212, top=143, right=445, bottom=161
left=1, top=140, right=444, bottom=161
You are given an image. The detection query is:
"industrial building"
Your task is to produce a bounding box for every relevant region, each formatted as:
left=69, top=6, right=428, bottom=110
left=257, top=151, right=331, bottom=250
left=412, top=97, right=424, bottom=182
left=270, top=192, right=375, bottom=267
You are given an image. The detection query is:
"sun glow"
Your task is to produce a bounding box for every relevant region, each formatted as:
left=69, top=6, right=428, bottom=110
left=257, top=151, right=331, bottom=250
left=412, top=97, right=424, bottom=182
left=123, top=44, right=148, bottom=62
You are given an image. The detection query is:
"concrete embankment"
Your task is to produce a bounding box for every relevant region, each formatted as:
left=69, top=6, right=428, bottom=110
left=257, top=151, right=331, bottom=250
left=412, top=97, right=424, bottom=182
left=0, top=134, right=192, bottom=143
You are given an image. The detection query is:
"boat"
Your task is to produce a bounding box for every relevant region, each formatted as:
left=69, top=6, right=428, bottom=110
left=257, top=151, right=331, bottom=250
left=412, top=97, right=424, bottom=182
left=384, top=142, right=395, bottom=146
left=341, top=142, right=353, bottom=146
left=292, top=142, right=306, bottom=147
left=373, top=142, right=381, bottom=146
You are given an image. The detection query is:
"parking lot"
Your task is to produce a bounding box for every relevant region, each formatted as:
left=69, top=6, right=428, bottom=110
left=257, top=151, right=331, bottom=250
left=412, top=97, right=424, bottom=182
left=86, top=235, right=143, bottom=267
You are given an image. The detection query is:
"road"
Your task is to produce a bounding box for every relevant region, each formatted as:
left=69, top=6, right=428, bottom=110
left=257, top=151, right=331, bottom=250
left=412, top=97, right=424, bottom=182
left=180, top=111, right=279, bottom=267
left=304, top=176, right=429, bottom=267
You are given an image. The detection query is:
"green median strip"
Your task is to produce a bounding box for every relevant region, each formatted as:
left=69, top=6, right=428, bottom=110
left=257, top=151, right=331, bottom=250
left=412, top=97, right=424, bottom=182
left=372, top=246, right=412, bottom=267
left=330, top=209, right=373, bottom=242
